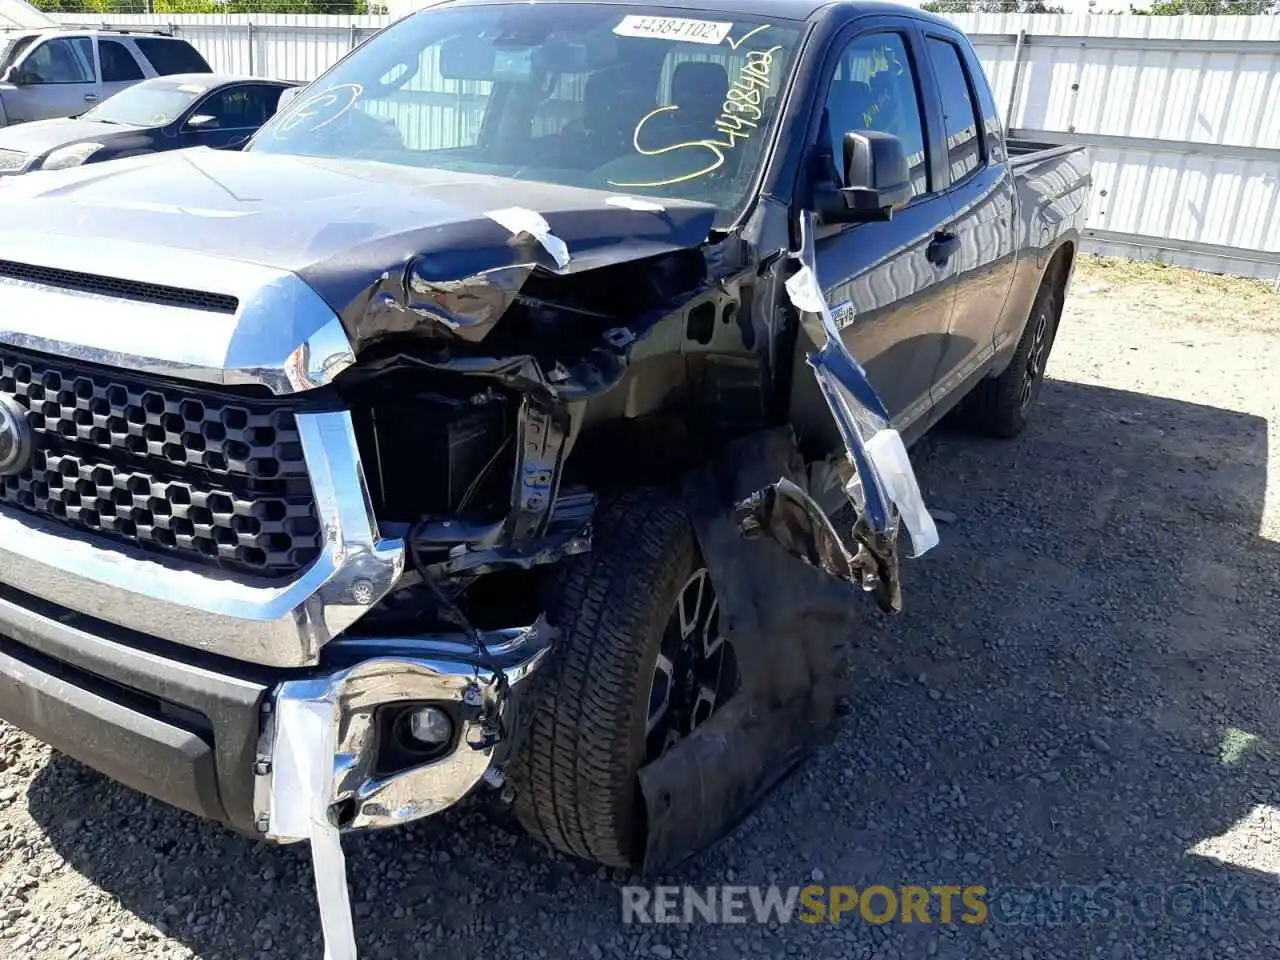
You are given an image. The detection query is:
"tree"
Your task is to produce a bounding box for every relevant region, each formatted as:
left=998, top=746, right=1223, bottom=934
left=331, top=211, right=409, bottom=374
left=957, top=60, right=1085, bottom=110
left=1135, top=0, right=1277, bottom=12
left=33, top=0, right=371, bottom=12
left=922, top=1, right=1067, bottom=12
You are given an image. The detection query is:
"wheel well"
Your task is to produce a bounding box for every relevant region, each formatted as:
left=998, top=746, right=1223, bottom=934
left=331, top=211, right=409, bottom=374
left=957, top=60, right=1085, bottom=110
left=1043, top=241, right=1075, bottom=300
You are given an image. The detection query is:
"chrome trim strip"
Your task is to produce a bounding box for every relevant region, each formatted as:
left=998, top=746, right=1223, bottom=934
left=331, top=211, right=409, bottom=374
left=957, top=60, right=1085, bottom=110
left=0, top=232, right=355, bottom=395
left=0, top=410, right=405, bottom=669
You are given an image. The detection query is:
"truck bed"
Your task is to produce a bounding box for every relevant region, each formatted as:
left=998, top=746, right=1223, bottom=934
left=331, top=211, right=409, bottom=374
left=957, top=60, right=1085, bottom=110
left=1006, top=137, right=1087, bottom=167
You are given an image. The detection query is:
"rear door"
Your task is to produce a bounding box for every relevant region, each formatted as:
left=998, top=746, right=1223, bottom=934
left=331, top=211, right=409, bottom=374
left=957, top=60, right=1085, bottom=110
left=918, top=29, right=1018, bottom=407
left=7, top=36, right=101, bottom=122
left=811, top=21, right=958, bottom=431
left=95, top=37, right=148, bottom=105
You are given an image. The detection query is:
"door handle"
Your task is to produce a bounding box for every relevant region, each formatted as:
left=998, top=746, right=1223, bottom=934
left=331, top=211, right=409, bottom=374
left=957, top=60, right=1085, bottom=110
left=927, top=230, right=960, bottom=266
left=83, top=93, right=99, bottom=103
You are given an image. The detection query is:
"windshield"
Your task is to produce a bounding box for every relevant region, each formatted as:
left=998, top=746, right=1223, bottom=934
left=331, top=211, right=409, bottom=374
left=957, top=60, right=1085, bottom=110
left=0, top=35, right=36, bottom=74
left=249, top=5, right=803, bottom=224
left=82, top=78, right=208, bottom=127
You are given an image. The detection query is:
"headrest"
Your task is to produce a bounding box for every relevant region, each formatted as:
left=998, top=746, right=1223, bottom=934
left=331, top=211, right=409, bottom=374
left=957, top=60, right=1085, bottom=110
left=671, top=61, right=729, bottom=111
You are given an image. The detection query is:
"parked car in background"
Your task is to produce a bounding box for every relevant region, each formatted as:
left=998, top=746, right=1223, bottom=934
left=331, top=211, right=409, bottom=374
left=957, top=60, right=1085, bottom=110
left=0, top=73, right=297, bottom=174
left=0, top=27, right=210, bottom=127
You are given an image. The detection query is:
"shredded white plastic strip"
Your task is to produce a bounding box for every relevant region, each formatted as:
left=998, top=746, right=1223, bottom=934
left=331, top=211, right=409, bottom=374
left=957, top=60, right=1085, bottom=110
left=270, top=699, right=358, bottom=960
left=863, top=430, right=939, bottom=558
left=485, top=207, right=571, bottom=270
left=784, top=264, right=826, bottom=317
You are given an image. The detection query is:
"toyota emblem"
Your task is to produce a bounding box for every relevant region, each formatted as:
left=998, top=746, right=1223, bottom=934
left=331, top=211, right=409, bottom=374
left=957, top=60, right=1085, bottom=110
left=0, top=394, right=34, bottom=477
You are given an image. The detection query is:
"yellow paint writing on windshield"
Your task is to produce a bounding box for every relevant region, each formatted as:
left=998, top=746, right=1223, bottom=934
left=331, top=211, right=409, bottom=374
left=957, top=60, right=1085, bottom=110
left=608, top=36, right=782, bottom=189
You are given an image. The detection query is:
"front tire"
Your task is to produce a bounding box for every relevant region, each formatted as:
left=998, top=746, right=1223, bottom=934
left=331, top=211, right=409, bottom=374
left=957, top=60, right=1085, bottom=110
left=511, top=488, right=732, bottom=867
left=962, top=282, right=1061, bottom=438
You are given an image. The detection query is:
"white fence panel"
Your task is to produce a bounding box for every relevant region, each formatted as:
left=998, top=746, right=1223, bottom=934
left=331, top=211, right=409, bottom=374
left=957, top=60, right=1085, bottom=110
left=953, top=13, right=1280, bottom=280
left=46, top=11, right=1280, bottom=281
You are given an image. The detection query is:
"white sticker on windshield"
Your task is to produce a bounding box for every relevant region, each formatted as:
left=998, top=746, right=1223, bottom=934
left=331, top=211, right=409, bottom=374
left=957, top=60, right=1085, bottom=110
left=613, top=15, right=734, bottom=45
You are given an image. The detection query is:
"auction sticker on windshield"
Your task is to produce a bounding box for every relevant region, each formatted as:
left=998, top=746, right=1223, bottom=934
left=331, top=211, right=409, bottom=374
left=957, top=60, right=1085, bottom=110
left=613, top=15, right=734, bottom=45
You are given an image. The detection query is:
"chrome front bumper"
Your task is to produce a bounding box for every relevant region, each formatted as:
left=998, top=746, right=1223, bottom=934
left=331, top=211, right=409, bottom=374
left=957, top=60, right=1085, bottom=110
left=257, top=623, right=554, bottom=837
left=0, top=574, right=553, bottom=836
left=0, top=409, right=405, bottom=668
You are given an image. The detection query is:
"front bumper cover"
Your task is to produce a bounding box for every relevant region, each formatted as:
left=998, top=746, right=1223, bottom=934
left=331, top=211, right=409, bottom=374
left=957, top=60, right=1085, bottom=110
left=257, top=624, right=553, bottom=837
left=0, top=579, right=551, bottom=837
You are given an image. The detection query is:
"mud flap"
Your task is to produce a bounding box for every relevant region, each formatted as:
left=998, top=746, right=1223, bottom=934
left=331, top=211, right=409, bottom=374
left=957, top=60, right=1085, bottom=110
left=638, top=428, right=860, bottom=874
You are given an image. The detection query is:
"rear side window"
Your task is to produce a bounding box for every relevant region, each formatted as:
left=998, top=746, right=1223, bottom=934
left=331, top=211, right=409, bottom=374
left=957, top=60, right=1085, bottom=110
left=135, top=38, right=211, bottom=76
left=824, top=33, right=929, bottom=198
left=925, top=37, right=982, bottom=185
left=100, top=39, right=144, bottom=82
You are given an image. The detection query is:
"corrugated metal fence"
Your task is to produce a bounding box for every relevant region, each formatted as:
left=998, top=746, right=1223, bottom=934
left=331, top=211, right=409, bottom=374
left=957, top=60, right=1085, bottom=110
left=50, top=11, right=1280, bottom=282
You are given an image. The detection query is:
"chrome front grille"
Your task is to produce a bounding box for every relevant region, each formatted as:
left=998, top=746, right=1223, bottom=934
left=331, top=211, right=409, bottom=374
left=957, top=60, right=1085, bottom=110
left=0, top=346, right=323, bottom=579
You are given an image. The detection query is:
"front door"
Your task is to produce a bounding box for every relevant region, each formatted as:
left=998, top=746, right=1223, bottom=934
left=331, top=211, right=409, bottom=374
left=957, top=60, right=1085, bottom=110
left=812, top=26, right=958, bottom=431
left=7, top=36, right=101, bottom=122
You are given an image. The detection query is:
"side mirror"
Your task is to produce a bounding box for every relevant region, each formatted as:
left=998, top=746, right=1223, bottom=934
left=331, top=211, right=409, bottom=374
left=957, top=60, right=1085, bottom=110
left=818, top=130, right=913, bottom=225
left=3, top=66, right=31, bottom=86
left=187, top=114, right=218, bottom=129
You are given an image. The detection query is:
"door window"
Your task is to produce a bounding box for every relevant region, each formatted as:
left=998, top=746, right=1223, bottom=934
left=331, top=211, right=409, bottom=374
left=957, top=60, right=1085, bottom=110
left=99, top=40, right=144, bottom=83
left=135, top=38, right=211, bottom=76
left=191, top=84, right=281, bottom=129
left=822, top=32, right=929, bottom=198
left=22, top=37, right=94, bottom=84
left=924, top=38, right=983, bottom=185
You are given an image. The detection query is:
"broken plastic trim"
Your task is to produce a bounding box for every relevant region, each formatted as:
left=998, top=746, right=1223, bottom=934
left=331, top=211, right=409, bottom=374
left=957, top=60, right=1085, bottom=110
left=265, top=621, right=555, bottom=957
left=740, top=212, right=939, bottom=612
left=789, top=211, right=937, bottom=556
left=268, top=697, right=358, bottom=960
left=736, top=476, right=903, bottom=613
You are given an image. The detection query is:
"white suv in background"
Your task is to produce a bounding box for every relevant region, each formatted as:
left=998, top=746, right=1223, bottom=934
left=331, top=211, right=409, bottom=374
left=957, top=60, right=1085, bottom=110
left=0, top=28, right=211, bottom=127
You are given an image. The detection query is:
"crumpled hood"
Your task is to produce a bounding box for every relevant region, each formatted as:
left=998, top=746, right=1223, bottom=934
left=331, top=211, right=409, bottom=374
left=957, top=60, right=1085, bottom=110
left=0, top=147, right=718, bottom=322
left=0, top=117, right=129, bottom=156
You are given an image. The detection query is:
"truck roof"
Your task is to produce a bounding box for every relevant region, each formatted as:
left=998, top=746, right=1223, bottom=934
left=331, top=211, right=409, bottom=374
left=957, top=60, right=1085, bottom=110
left=1, top=26, right=183, bottom=37
left=444, top=0, right=953, bottom=26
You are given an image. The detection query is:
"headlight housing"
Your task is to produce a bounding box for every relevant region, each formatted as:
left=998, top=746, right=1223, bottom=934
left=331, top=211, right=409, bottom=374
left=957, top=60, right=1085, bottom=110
left=40, top=142, right=104, bottom=171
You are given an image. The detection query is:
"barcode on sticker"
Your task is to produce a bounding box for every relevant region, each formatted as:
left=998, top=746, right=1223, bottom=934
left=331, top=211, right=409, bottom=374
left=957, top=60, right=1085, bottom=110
left=613, top=15, right=734, bottom=45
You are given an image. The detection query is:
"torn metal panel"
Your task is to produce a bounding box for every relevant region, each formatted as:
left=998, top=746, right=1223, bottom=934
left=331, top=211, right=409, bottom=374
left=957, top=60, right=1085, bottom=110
left=639, top=427, right=857, bottom=875
left=409, top=489, right=595, bottom=578
left=507, top=393, right=570, bottom=542
left=405, top=264, right=534, bottom=344
left=751, top=211, right=937, bottom=608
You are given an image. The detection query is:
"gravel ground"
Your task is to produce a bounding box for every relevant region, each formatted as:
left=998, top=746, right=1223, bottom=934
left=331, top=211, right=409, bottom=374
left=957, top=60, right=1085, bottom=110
left=2, top=256, right=1279, bottom=959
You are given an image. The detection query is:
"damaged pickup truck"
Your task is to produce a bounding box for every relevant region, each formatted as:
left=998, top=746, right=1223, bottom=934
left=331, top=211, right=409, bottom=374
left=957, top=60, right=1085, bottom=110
left=0, top=0, right=1089, bottom=874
